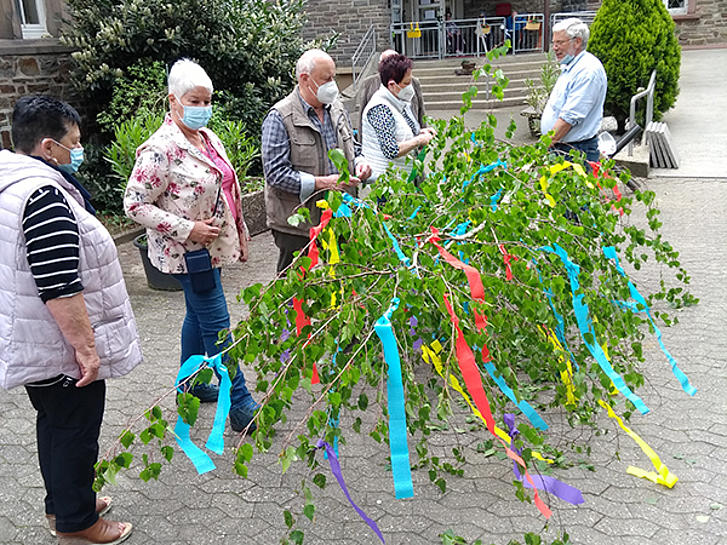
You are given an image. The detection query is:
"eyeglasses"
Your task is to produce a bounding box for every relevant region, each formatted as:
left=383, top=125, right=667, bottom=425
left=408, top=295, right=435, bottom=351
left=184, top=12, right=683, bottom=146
left=552, top=37, right=574, bottom=46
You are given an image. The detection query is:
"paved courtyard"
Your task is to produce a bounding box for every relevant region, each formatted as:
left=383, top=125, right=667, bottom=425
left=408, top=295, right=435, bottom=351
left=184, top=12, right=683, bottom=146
left=1, top=175, right=726, bottom=545
left=2, top=49, right=727, bottom=545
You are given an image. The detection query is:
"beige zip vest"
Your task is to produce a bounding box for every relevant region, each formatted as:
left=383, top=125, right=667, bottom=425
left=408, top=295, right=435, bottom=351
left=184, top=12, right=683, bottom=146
left=265, top=87, right=356, bottom=237
left=0, top=151, right=143, bottom=389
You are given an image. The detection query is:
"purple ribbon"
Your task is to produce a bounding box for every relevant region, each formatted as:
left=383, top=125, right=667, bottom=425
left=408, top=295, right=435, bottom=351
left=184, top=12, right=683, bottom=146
left=316, top=440, right=385, bottom=543
left=503, top=414, right=585, bottom=505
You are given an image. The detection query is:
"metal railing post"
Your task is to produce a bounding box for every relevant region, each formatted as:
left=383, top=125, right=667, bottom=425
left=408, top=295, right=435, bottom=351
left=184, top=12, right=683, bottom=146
left=628, top=69, right=657, bottom=156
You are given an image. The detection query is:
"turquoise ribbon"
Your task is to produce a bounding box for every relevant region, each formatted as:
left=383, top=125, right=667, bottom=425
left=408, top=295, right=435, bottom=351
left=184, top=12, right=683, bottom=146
left=374, top=298, right=414, bottom=499
left=482, top=361, right=548, bottom=430
left=540, top=243, right=650, bottom=414
left=382, top=222, right=412, bottom=268
left=490, top=188, right=503, bottom=211
left=602, top=246, right=697, bottom=397
left=463, top=160, right=507, bottom=190
left=173, top=354, right=232, bottom=474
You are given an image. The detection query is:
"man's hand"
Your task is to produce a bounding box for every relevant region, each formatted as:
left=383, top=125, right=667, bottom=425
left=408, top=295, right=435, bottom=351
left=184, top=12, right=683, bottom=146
left=75, top=346, right=101, bottom=387
left=314, top=174, right=340, bottom=191
left=355, top=162, right=372, bottom=181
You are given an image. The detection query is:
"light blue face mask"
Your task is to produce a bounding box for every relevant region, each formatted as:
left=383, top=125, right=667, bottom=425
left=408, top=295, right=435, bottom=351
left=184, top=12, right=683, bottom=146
left=176, top=96, right=213, bottom=130
left=560, top=54, right=575, bottom=65
left=53, top=141, right=84, bottom=174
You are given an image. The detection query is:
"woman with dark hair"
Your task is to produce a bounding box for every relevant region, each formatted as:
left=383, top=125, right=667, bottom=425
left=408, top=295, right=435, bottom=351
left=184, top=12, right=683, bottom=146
left=361, top=54, right=436, bottom=184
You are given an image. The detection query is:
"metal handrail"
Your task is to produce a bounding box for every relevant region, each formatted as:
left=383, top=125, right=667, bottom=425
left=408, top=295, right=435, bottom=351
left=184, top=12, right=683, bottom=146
left=628, top=70, right=657, bottom=156
left=352, top=25, right=377, bottom=88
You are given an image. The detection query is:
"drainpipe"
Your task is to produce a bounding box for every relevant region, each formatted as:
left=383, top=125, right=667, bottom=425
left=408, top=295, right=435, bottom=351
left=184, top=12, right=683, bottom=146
left=543, top=0, right=550, bottom=52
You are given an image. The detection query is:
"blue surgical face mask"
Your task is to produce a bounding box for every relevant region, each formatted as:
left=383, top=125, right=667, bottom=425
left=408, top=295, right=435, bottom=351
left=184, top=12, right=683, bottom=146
left=176, top=95, right=213, bottom=130
left=560, top=53, right=575, bottom=65
left=53, top=140, right=84, bottom=174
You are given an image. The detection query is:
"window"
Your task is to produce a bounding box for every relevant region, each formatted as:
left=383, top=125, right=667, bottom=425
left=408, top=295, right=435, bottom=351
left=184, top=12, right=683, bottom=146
left=16, top=0, right=47, bottom=39
left=664, top=0, right=688, bottom=15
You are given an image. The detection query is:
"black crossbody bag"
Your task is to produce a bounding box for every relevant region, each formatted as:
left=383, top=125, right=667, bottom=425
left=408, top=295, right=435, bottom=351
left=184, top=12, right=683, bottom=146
left=183, top=184, right=221, bottom=293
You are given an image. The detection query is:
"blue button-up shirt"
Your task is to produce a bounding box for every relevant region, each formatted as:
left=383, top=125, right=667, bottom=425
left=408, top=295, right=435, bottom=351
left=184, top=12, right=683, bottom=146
left=540, top=50, right=607, bottom=143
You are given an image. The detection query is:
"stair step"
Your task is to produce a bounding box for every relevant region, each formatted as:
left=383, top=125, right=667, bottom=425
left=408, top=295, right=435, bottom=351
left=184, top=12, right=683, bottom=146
left=426, top=96, right=528, bottom=110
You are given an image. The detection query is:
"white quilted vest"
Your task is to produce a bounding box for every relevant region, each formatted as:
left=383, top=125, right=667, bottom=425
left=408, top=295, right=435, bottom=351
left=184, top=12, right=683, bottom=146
left=361, top=86, right=418, bottom=182
left=0, top=150, right=143, bottom=389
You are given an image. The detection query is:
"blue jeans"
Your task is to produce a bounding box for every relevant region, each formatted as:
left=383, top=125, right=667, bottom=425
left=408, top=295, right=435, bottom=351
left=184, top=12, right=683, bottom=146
left=173, top=268, right=255, bottom=411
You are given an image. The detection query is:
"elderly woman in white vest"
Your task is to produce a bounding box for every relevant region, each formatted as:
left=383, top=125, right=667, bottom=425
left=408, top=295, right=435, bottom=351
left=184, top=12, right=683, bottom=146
left=124, top=59, right=258, bottom=433
left=361, top=54, right=436, bottom=185
left=0, top=96, right=140, bottom=543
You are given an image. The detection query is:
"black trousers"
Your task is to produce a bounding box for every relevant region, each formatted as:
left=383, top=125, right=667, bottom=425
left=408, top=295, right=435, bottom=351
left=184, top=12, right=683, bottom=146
left=25, top=376, right=105, bottom=533
left=272, top=230, right=309, bottom=274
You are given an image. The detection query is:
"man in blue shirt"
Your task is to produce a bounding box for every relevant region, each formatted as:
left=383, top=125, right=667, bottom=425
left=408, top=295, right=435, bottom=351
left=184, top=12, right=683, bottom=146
left=540, top=18, right=607, bottom=162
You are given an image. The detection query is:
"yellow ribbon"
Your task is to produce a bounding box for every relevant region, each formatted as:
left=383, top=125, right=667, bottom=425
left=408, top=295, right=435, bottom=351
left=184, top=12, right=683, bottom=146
left=539, top=161, right=593, bottom=208
left=599, top=400, right=678, bottom=488
left=422, top=342, right=553, bottom=465
left=538, top=325, right=577, bottom=405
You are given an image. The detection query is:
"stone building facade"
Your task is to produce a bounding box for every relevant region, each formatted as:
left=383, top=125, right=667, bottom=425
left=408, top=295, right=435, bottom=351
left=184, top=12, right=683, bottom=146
left=303, top=0, right=727, bottom=65
left=0, top=0, right=74, bottom=150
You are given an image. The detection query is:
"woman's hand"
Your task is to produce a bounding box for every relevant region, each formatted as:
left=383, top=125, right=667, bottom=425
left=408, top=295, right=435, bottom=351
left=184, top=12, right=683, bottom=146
left=417, top=130, right=435, bottom=146
left=187, top=218, right=220, bottom=245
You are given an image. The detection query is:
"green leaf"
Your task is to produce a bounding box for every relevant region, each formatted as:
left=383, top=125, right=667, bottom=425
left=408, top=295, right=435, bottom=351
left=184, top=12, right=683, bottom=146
left=283, top=510, right=294, bottom=529
left=312, top=473, right=327, bottom=489
left=303, top=503, right=315, bottom=522
left=119, top=430, right=135, bottom=448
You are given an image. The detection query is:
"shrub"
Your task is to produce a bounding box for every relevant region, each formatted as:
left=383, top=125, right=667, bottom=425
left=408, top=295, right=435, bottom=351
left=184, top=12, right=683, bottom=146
left=588, top=0, right=681, bottom=130
left=61, top=0, right=310, bottom=137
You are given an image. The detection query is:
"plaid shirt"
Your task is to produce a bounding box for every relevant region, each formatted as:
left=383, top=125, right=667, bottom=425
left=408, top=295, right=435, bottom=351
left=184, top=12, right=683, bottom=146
left=262, top=91, right=362, bottom=196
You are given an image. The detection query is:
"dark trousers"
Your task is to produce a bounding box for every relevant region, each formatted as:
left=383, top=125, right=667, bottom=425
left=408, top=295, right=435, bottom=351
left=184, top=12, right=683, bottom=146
left=25, top=377, right=105, bottom=532
left=554, top=135, right=600, bottom=163
left=272, top=230, right=309, bottom=273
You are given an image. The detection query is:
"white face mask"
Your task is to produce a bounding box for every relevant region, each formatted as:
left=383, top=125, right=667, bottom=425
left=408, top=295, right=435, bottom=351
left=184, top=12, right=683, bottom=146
left=396, top=82, right=415, bottom=103
left=310, top=78, right=339, bottom=104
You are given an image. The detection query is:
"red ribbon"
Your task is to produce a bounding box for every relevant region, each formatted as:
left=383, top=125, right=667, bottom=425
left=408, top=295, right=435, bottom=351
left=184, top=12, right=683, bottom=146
left=498, top=244, right=518, bottom=282
left=429, top=228, right=485, bottom=301
left=443, top=295, right=552, bottom=519
left=588, top=161, right=624, bottom=216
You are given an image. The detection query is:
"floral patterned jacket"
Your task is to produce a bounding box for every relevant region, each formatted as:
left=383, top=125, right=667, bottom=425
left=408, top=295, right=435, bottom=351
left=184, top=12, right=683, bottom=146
left=124, top=114, right=249, bottom=274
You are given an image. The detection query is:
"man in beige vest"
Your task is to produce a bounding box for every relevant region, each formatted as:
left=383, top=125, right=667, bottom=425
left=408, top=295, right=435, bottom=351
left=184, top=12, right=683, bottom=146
left=262, top=49, right=372, bottom=273
left=356, top=49, right=426, bottom=138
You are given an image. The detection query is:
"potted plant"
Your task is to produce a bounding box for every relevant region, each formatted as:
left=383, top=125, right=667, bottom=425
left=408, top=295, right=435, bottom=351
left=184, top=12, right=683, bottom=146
left=521, top=51, right=559, bottom=137
left=132, top=234, right=183, bottom=291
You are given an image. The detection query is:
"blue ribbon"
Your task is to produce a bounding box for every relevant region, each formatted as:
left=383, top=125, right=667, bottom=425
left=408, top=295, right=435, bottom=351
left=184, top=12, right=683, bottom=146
left=490, top=188, right=503, bottom=212
left=532, top=259, right=579, bottom=370
left=173, top=354, right=232, bottom=474
left=602, top=246, right=697, bottom=397
left=382, top=222, right=411, bottom=268
left=325, top=345, right=343, bottom=459
left=483, top=361, right=548, bottom=430
left=540, top=244, right=650, bottom=414
left=463, top=160, right=507, bottom=190
left=374, top=298, right=414, bottom=499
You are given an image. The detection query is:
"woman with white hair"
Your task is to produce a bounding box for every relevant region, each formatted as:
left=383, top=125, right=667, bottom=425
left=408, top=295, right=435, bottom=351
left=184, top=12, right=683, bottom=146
left=124, top=59, right=258, bottom=433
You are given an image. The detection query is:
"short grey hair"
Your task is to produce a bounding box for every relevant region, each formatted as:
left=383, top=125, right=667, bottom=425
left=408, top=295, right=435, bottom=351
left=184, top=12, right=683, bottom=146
left=553, top=18, right=590, bottom=49
left=379, top=49, right=398, bottom=62
left=168, top=58, right=213, bottom=98
left=295, top=49, right=333, bottom=80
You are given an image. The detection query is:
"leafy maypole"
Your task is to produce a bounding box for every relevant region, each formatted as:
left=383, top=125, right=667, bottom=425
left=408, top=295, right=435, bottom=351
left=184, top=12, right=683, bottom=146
left=95, top=47, right=696, bottom=544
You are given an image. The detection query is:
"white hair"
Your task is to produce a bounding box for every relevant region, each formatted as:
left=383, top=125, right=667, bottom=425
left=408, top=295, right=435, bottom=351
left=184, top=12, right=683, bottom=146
left=553, top=18, right=590, bottom=49
left=168, top=58, right=213, bottom=98
left=295, top=49, right=333, bottom=80
left=379, top=49, right=398, bottom=62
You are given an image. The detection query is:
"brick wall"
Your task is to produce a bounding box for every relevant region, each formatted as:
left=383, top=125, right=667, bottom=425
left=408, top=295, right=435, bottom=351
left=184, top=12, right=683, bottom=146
left=0, top=41, right=75, bottom=150
left=302, top=0, right=391, bottom=66
left=674, top=0, right=727, bottom=46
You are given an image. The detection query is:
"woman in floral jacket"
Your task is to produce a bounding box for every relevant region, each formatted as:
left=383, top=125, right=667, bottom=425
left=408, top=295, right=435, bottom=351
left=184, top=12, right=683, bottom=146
left=124, top=59, right=257, bottom=433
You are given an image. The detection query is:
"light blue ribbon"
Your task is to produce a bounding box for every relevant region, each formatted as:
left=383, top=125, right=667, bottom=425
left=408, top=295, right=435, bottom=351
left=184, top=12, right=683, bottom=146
left=173, top=354, right=232, bottom=474
left=490, top=188, right=503, bottom=212
left=540, top=243, right=650, bottom=414
left=463, top=160, right=507, bottom=190
left=382, top=222, right=411, bottom=268
left=374, top=298, right=414, bottom=499
left=602, top=246, right=697, bottom=397
left=482, top=361, right=548, bottom=430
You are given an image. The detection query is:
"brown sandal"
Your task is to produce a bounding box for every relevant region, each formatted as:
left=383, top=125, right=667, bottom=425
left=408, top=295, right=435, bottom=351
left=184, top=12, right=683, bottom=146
left=46, top=496, right=113, bottom=537
left=56, top=518, right=132, bottom=545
